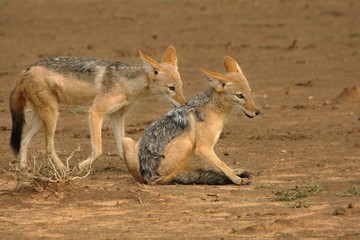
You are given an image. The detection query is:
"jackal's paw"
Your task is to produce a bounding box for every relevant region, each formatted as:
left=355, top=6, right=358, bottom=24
left=233, top=169, right=252, bottom=179
left=19, top=161, right=31, bottom=172
left=233, top=177, right=251, bottom=186
left=77, top=160, right=92, bottom=174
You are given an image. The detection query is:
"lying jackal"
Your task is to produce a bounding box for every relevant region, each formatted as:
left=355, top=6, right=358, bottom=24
left=123, top=56, right=260, bottom=185
left=10, top=46, right=186, bottom=172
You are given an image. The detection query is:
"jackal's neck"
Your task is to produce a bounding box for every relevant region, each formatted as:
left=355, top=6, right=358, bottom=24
left=105, top=64, right=151, bottom=97
left=201, top=88, right=234, bottom=116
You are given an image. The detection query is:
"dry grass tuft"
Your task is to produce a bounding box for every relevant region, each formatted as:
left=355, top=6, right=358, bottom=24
left=1, top=146, right=91, bottom=195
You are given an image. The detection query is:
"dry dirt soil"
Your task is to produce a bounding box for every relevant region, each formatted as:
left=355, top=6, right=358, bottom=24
left=0, top=0, right=359, bottom=239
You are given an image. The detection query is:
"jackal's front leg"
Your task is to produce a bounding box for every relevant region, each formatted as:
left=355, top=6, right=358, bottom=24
left=232, top=169, right=252, bottom=179
left=78, top=95, right=129, bottom=172
left=110, top=107, right=130, bottom=160
left=195, top=148, right=250, bottom=185
left=78, top=110, right=104, bottom=172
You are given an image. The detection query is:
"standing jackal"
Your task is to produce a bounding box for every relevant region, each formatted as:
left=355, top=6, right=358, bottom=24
left=122, top=56, right=260, bottom=185
left=9, top=46, right=186, bottom=172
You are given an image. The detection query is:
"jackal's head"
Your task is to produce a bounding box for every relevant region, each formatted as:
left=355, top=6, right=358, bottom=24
left=201, top=56, right=260, bottom=118
left=139, top=46, right=186, bottom=107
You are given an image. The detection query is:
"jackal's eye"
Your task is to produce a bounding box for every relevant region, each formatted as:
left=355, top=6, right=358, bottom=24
left=236, top=93, right=245, bottom=99
left=168, top=86, right=175, bottom=91
left=154, top=69, right=158, bottom=75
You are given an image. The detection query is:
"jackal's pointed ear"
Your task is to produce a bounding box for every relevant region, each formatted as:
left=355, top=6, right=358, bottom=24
left=161, top=46, right=178, bottom=68
left=139, top=50, right=162, bottom=75
left=201, top=68, right=231, bottom=93
left=224, top=56, right=243, bottom=74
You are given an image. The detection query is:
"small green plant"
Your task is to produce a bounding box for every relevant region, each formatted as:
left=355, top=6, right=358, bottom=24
left=273, top=182, right=326, bottom=202
left=336, top=186, right=360, bottom=197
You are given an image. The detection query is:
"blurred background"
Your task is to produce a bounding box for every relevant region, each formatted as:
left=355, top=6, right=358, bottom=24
left=0, top=1, right=359, bottom=239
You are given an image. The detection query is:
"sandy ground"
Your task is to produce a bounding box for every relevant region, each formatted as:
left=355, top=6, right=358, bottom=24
left=0, top=0, right=359, bottom=239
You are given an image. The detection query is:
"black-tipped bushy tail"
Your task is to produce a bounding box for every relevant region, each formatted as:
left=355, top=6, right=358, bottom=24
left=171, top=170, right=251, bottom=185
left=9, top=87, right=26, bottom=154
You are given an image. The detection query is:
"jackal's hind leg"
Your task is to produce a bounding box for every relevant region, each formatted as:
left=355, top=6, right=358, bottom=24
left=40, top=105, right=66, bottom=173
left=155, top=139, right=193, bottom=184
left=19, top=110, right=43, bottom=171
left=122, top=137, right=143, bottom=183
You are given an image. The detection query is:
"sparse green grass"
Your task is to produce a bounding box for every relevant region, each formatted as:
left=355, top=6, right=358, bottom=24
left=255, top=183, right=276, bottom=190
left=239, top=44, right=249, bottom=48
left=344, top=231, right=360, bottom=238
left=351, top=179, right=360, bottom=184
left=171, top=190, right=185, bottom=196
left=288, top=201, right=309, bottom=209
left=0, top=69, right=9, bottom=76
left=336, top=186, right=360, bottom=197
left=349, top=32, right=360, bottom=38
left=259, top=45, right=279, bottom=50
left=119, top=14, right=136, bottom=21
left=311, top=34, right=337, bottom=42
left=275, top=231, right=292, bottom=237
left=0, top=0, right=6, bottom=9
left=68, top=106, right=88, bottom=113
left=273, top=182, right=326, bottom=202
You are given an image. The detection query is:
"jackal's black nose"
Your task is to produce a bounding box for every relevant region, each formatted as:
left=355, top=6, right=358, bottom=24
left=255, top=110, right=260, bottom=116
